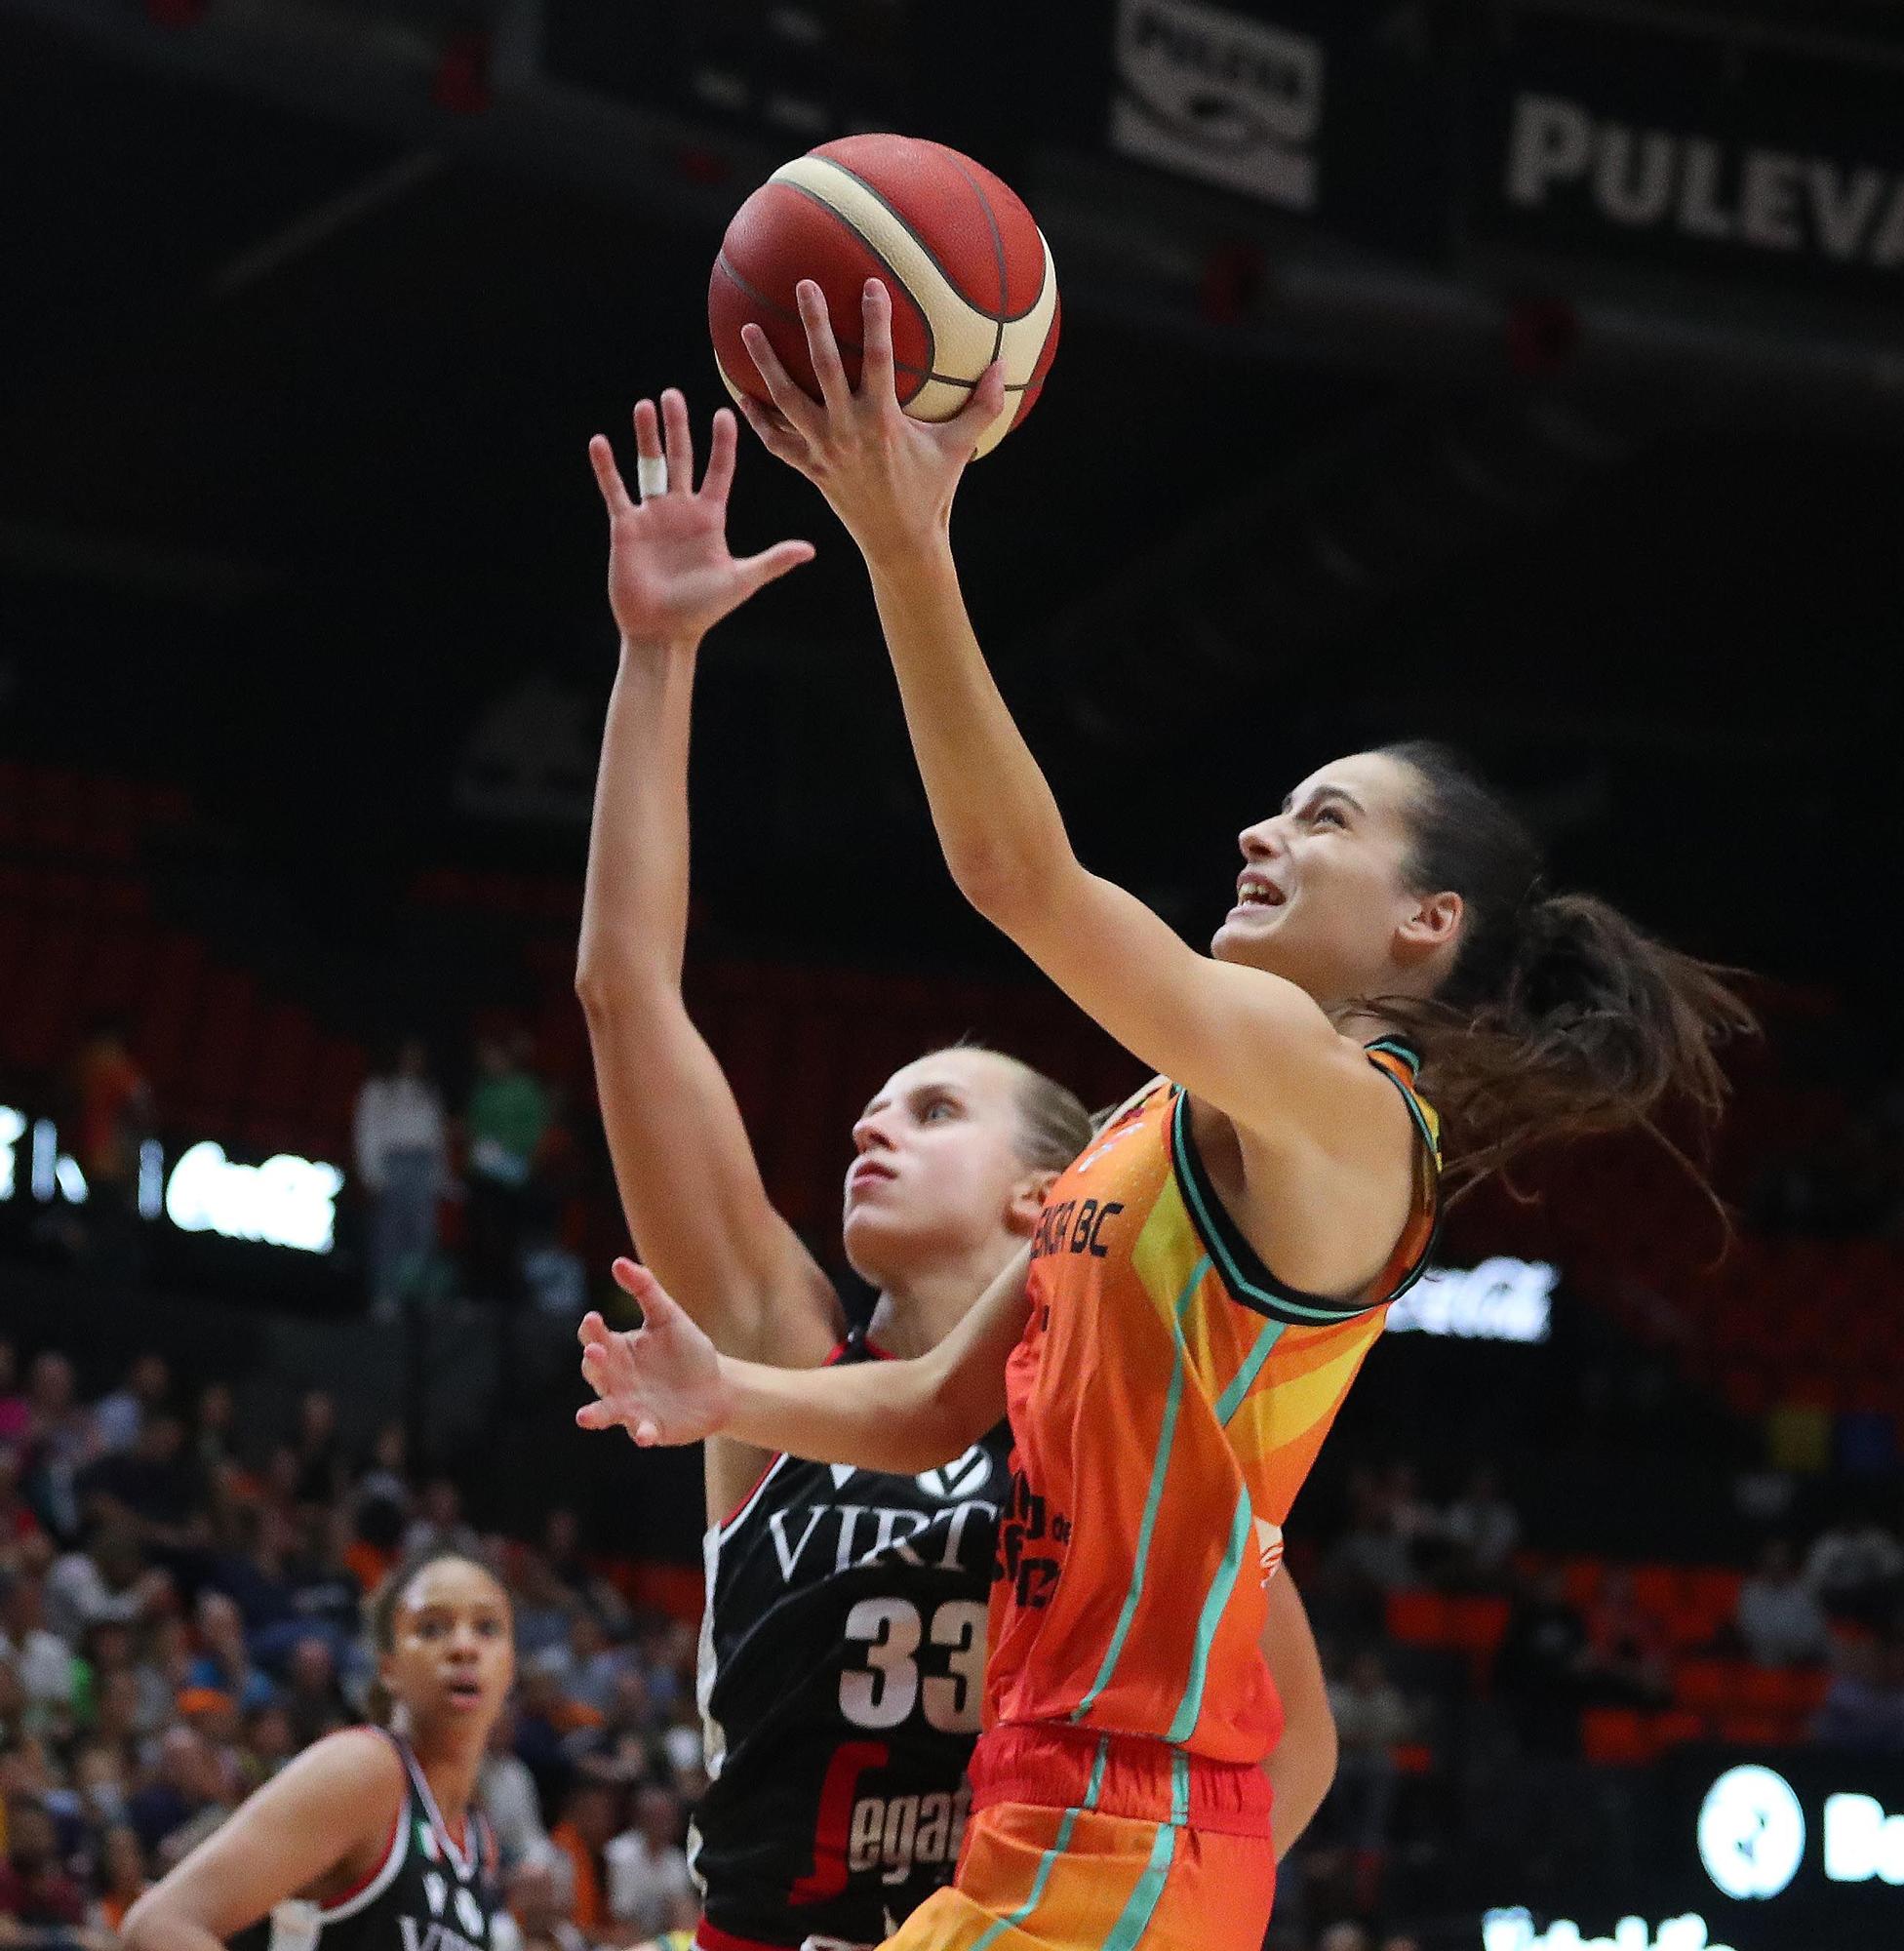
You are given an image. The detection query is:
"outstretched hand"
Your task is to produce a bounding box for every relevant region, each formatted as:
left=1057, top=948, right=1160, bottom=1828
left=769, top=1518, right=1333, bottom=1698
left=575, top=1260, right=734, bottom=1448
left=588, top=391, right=814, bottom=649
left=738, top=279, right=1006, bottom=564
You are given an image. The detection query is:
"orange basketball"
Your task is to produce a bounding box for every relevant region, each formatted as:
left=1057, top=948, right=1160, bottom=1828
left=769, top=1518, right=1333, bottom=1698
left=709, top=134, right=1060, bottom=458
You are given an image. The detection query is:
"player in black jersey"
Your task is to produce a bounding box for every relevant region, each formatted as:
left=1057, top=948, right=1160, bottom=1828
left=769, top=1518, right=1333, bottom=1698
left=122, top=1553, right=511, bottom=1951
left=577, top=398, right=1094, bottom=1951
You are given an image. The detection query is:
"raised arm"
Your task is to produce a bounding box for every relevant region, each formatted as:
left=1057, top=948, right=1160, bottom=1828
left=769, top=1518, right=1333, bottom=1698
left=575, top=1250, right=1029, bottom=1474
left=575, top=395, right=838, bottom=1368
left=735, top=287, right=1393, bottom=1157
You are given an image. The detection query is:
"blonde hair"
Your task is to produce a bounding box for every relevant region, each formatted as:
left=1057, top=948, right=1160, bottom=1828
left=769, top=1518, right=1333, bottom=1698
left=944, top=1040, right=1091, bottom=1178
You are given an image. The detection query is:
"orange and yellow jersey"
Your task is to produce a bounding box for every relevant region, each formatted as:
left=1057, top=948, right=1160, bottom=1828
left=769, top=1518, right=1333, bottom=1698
left=985, top=1038, right=1440, bottom=1768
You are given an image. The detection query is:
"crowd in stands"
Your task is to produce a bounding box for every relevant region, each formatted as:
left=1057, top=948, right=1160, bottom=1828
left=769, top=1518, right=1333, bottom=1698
left=6, top=1328, right=1903, bottom=1950
left=0, top=1339, right=701, bottom=1951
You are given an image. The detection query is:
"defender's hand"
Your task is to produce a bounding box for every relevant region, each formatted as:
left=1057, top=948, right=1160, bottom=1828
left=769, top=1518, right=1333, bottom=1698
left=575, top=1260, right=734, bottom=1447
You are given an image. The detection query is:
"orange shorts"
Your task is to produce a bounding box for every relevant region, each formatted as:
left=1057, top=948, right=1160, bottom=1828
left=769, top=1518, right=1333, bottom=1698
left=879, top=1725, right=1276, bottom=1951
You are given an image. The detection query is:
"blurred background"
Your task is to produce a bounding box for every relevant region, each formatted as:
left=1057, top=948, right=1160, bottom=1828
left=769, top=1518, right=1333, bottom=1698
left=2, top=2, right=1902, bottom=1948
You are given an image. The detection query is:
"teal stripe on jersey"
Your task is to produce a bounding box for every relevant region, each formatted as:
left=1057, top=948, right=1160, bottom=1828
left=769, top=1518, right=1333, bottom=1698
left=1070, top=1257, right=1208, bottom=1722
left=1214, top=1316, right=1285, bottom=1425
left=1101, top=1818, right=1180, bottom=1951
left=969, top=1737, right=1112, bottom=1951
left=1167, top=1485, right=1255, bottom=1743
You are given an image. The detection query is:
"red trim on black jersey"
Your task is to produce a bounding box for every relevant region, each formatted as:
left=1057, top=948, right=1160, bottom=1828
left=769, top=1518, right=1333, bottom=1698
left=323, top=1804, right=404, bottom=1914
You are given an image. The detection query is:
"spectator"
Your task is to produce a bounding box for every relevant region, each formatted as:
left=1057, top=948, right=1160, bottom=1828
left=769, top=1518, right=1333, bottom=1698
left=278, top=1637, right=349, bottom=1750
left=1316, top=1924, right=1371, bottom=1951
left=1324, top=1651, right=1412, bottom=1871
left=0, top=1341, right=30, bottom=1453
left=479, top=1703, right=550, bottom=1872
left=239, top=1702, right=297, bottom=1788
left=494, top=1856, right=589, bottom=1951
left=1324, top=1474, right=1414, bottom=1597
left=0, top=1793, right=86, bottom=1930
left=354, top=1036, right=452, bottom=1320
left=539, top=1611, right=629, bottom=1721
left=547, top=1778, right=619, bottom=1938
left=125, top=1726, right=217, bottom=1858
left=1805, top=1510, right=1904, bottom=1629
left=1736, top=1539, right=1832, bottom=1667
left=0, top=1572, right=75, bottom=1718
left=184, top=1592, right=274, bottom=1715
left=464, top=1034, right=551, bottom=1309
left=89, top=1355, right=170, bottom=1459
left=1495, top=1568, right=1591, bottom=1754
left=1581, top=1570, right=1671, bottom=1708
left=606, top=1783, right=696, bottom=1941
left=189, top=1383, right=239, bottom=1477
left=280, top=1508, right=364, bottom=1665
left=1811, top=1638, right=1904, bottom=1753
left=66, top=1015, right=155, bottom=1284
left=81, top=1413, right=203, bottom=1556
left=509, top=1551, right=579, bottom=1661
left=289, top=1392, right=345, bottom=1509
left=44, top=1523, right=149, bottom=1643
left=22, top=1352, right=99, bottom=1543
left=402, top=1478, right=481, bottom=1564
left=90, top=1823, right=149, bottom=1932
left=574, top=1670, right=657, bottom=1788
left=1442, top=1465, right=1522, bottom=1589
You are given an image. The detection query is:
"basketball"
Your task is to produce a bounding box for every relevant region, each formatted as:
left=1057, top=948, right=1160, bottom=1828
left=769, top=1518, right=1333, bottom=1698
left=708, top=134, right=1060, bottom=458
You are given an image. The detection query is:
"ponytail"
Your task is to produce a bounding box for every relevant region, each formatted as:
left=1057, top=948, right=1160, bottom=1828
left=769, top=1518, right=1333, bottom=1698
left=1374, top=742, right=1756, bottom=1194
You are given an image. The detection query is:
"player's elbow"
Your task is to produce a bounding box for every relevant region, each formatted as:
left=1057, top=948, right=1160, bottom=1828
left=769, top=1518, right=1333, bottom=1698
left=944, top=839, right=1060, bottom=937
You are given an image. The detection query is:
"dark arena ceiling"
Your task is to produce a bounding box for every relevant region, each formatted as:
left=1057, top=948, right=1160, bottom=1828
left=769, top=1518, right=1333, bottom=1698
left=2, top=0, right=1901, bottom=997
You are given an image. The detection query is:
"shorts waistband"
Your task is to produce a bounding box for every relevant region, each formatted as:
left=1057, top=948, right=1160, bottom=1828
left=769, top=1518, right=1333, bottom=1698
left=694, top=1923, right=802, bottom=1951
left=969, top=1721, right=1272, bottom=1839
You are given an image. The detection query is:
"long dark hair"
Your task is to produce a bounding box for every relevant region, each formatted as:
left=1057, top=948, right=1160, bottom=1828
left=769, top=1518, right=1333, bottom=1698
left=363, top=1547, right=506, bottom=1727
left=1370, top=740, right=1755, bottom=1195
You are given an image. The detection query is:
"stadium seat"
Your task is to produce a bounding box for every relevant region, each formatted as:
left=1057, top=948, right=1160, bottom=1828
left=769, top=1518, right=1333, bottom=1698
left=1581, top=1708, right=1653, bottom=1766
left=1385, top=1590, right=1450, bottom=1647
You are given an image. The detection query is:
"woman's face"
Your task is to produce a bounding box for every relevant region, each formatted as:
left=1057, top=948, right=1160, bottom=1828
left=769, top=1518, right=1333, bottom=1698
left=1210, top=751, right=1458, bottom=1008
left=842, top=1050, right=1047, bottom=1289
left=379, top=1559, right=515, bottom=1737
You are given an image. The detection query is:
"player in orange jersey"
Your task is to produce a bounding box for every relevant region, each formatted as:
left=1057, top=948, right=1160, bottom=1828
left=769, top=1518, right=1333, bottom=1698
left=575, top=295, right=1751, bottom=1950
left=576, top=397, right=1344, bottom=1951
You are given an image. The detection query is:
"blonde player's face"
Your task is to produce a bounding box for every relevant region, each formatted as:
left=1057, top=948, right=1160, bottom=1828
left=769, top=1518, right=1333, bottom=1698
left=1210, top=750, right=1447, bottom=1006
left=379, top=1559, right=515, bottom=1739
left=842, top=1050, right=1042, bottom=1288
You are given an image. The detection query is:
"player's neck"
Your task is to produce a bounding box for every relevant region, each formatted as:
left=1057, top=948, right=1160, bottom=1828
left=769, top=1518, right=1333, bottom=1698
left=864, top=1239, right=1020, bottom=1360
left=408, top=1730, right=486, bottom=1823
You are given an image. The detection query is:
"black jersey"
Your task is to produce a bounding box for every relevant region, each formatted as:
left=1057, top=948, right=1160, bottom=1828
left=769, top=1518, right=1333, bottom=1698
left=232, top=1733, right=497, bottom=1951
left=692, top=1332, right=1010, bottom=1949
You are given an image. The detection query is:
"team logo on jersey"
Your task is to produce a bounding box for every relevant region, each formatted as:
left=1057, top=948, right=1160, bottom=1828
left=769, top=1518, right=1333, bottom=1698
left=915, top=1446, right=994, bottom=1501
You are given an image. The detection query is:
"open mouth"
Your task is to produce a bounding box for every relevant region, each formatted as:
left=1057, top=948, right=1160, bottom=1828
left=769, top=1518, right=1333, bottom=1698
left=1232, top=871, right=1288, bottom=911
left=445, top=1676, right=484, bottom=1707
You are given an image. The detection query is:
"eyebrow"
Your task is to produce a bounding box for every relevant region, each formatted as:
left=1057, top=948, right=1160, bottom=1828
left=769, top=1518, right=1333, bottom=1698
left=858, top=1080, right=967, bottom=1120
left=1281, top=784, right=1368, bottom=817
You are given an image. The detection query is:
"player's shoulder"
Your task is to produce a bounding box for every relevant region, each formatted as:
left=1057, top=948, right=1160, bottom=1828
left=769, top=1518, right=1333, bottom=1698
left=276, top=1727, right=408, bottom=1804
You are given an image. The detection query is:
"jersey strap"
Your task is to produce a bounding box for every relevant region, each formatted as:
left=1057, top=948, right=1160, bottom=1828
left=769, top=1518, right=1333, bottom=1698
left=1168, top=1036, right=1442, bottom=1325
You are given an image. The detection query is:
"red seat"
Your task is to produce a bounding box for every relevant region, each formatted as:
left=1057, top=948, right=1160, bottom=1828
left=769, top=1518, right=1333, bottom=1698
left=1385, top=1590, right=1450, bottom=1647
left=1582, top=1708, right=1652, bottom=1765
left=1676, top=1658, right=1745, bottom=1713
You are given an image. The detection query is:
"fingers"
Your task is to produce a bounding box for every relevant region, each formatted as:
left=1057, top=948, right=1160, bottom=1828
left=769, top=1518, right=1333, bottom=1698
left=610, top=1255, right=650, bottom=1296
left=632, top=398, right=663, bottom=476
left=735, top=539, right=815, bottom=595
left=660, top=388, right=694, bottom=495
left=736, top=394, right=812, bottom=471
left=796, top=280, right=852, bottom=414
left=741, top=325, right=823, bottom=442
left=699, top=408, right=738, bottom=505
left=575, top=1401, right=616, bottom=1431
left=587, top=436, right=634, bottom=518
left=859, top=279, right=897, bottom=406
left=577, top=1310, right=613, bottom=1349
left=945, top=361, right=1008, bottom=453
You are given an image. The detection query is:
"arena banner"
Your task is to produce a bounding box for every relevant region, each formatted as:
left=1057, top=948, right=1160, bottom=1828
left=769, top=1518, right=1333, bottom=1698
left=1484, top=1750, right=1904, bottom=1951
left=1103, top=0, right=1447, bottom=253
left=1474, top=15, right=1904, bottom=297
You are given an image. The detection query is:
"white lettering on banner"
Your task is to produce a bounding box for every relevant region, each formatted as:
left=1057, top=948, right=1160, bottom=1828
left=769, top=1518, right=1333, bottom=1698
left=165, top=1140, right=343, bottom=1254
left=1824, top=1789, right=1904, bottom=1884
left=3, top=1101, right=342, bottom=1255
left=1388, top=1257, right=1555, bottom=1343
left=1504, top=93, right=1904, bottom=270
left=1110, top=0, right=1323, bottom=211
left=1696, top=1765, right=1805, bottom=1900
left=1482, top=1910, right=1733, bottom=1951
